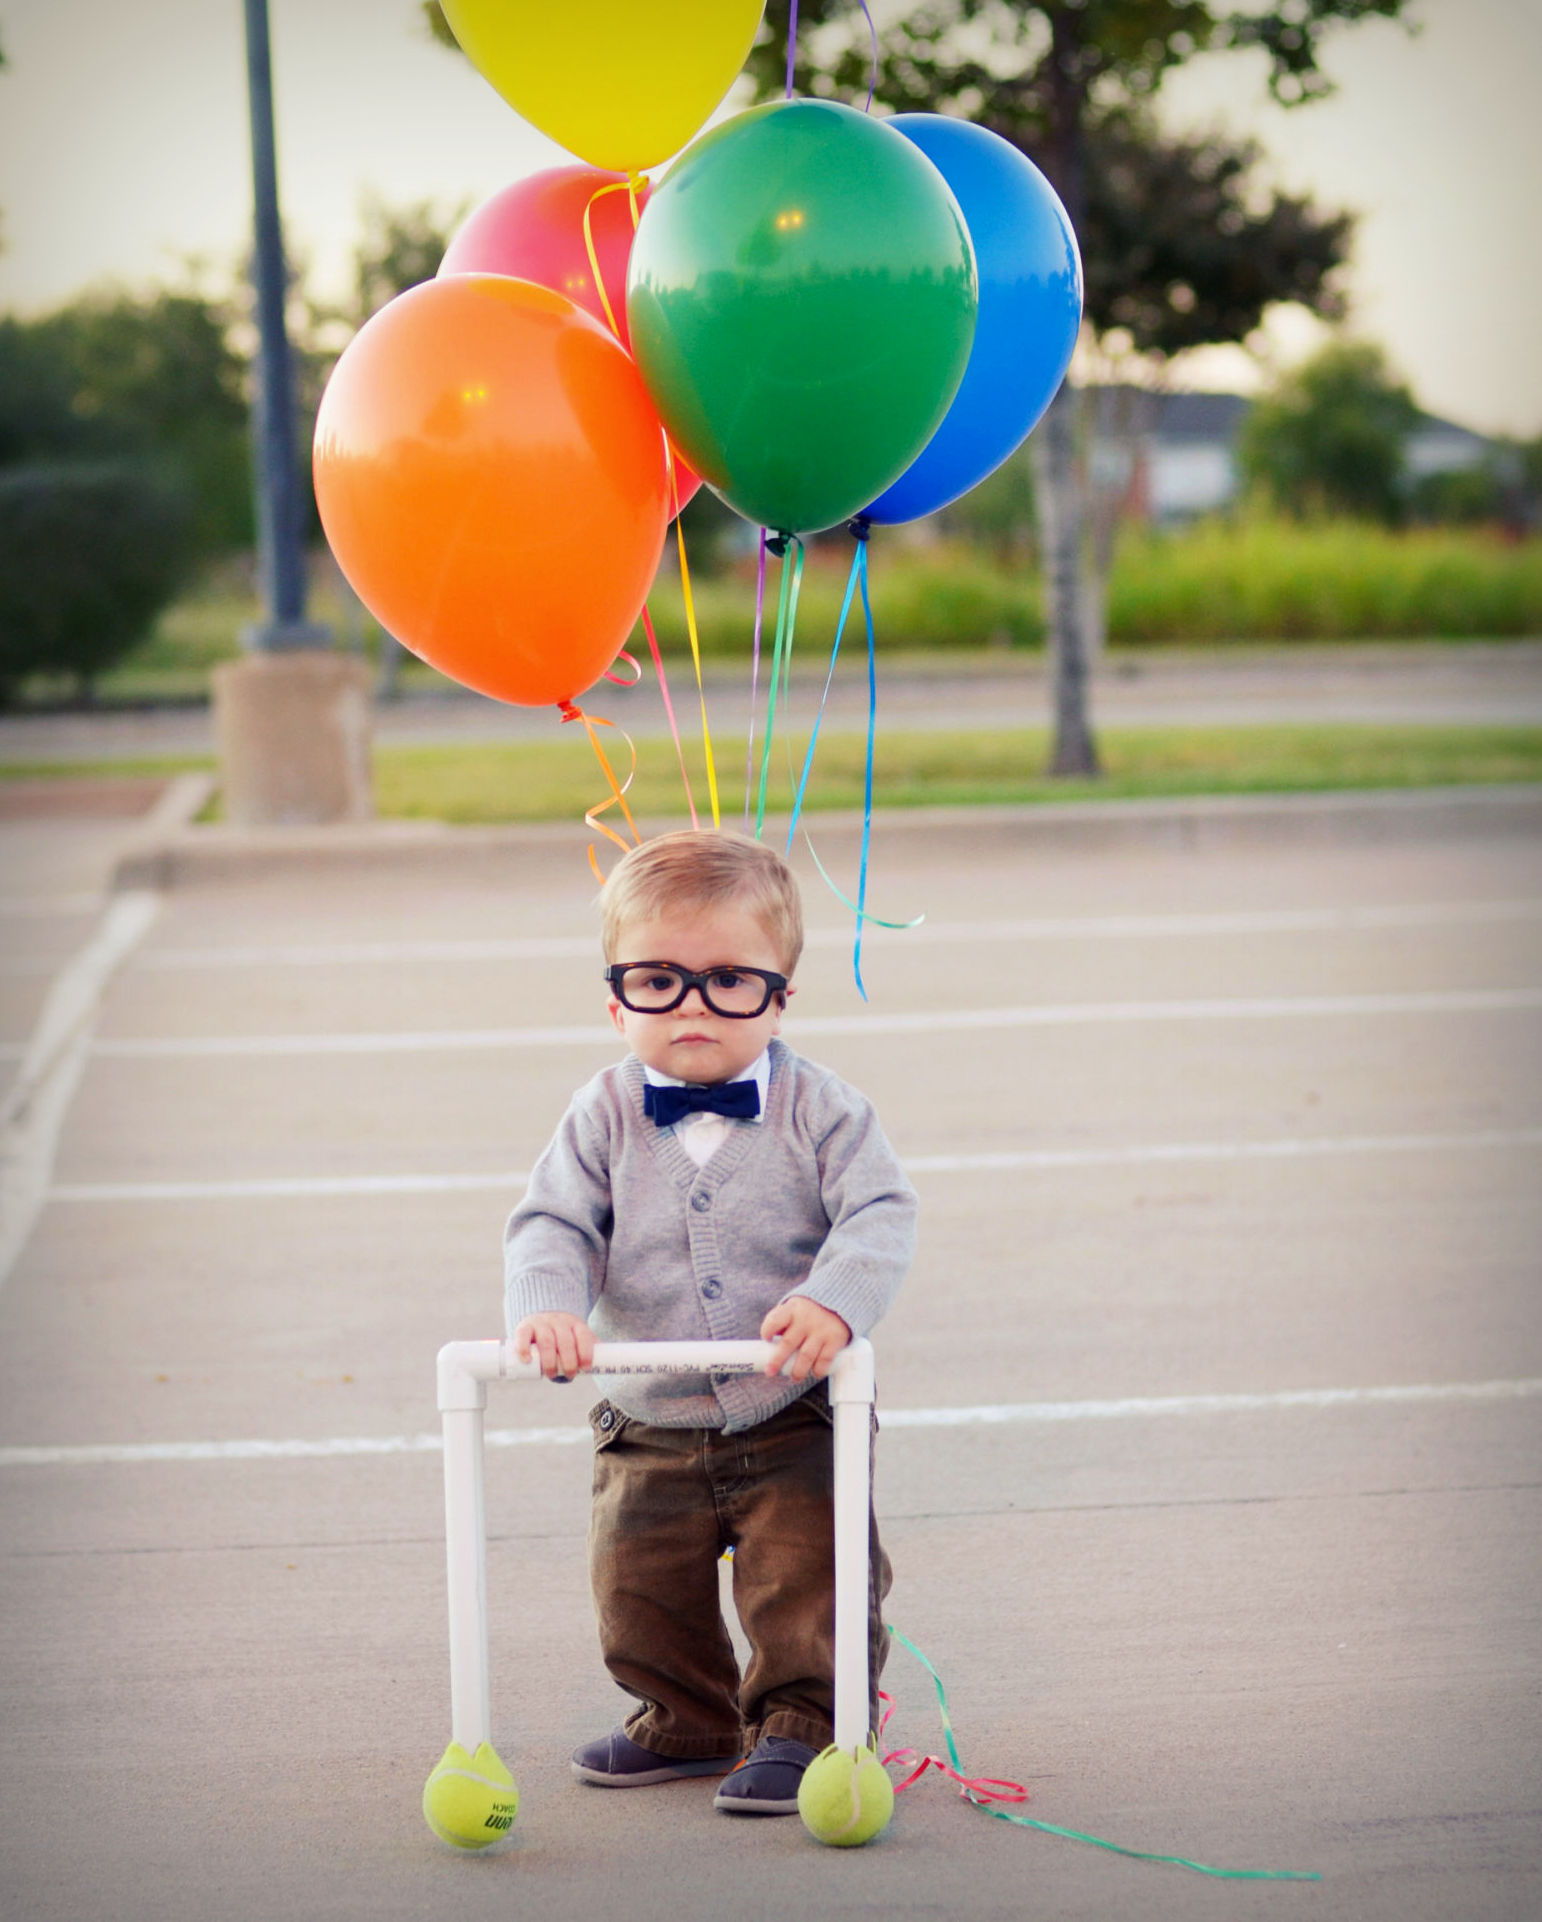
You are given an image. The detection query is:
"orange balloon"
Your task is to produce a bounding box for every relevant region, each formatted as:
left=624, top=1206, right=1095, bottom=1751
left=313, top=275, right=669, bottom=707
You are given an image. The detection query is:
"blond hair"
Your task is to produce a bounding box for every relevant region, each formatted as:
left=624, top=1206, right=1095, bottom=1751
left=600, top=831, right=804, bottom=975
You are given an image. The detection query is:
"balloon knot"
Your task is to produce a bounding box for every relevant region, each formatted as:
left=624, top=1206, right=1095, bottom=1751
left=558, top=700, right=583, bottom=724
left=847, top=517, right=872, bottom=543
left=766, top=532, right=792, bottom=558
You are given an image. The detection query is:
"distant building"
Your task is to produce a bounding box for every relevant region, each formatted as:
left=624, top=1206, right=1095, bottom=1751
left=1087, top=386, right=1502, bottom=523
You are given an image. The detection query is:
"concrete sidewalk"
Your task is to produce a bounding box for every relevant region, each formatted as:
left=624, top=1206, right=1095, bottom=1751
left=3, top=639, right=1540, bottom=765
left=0, top=788, right=1539, bottom=1921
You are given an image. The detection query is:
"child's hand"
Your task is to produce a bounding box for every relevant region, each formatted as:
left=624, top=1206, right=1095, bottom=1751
left=514, top=1312, right=595, bottom=1381
left=760, top=1297, right=851, bottom=1382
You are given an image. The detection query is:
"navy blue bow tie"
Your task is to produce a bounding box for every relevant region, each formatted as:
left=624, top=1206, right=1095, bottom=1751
left=643, top=1080, right=760, bottom=1129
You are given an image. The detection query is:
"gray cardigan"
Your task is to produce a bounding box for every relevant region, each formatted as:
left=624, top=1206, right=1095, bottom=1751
left=504, top=1036, right=916, bottom=1430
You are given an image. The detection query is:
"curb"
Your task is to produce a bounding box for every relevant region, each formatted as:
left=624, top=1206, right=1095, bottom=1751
left=111, top=784, right=1542, bottom=891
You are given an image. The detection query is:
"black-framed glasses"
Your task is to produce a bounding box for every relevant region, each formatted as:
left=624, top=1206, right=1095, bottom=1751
left=605, top=962, right=788, bottom=1019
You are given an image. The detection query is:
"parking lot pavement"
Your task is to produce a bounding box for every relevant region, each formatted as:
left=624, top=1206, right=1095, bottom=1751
left=1, top=794, right=1539, bottom=1922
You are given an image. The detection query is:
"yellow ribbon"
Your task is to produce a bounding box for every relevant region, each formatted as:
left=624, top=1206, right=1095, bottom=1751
left=667, top=447, right=721, bottom=829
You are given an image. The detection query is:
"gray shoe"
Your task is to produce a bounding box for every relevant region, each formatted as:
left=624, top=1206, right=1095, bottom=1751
left=572, top=1727, right=735, bottom=1787
left=713, top=1736, right=819, bottom=1815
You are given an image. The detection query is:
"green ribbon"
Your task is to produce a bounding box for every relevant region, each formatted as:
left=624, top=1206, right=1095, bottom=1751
left=889, top=1627, right=1321, bottom=1883
left=753, top=534, right=804, bottom=841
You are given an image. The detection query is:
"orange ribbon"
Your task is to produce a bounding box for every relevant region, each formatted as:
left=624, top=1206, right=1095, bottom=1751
left=557, top=698, right=640, bottom=882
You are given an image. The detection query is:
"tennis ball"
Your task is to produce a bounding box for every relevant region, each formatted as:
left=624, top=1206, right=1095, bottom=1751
left=422, top=1740, right=519, bottom=1850
left=798, top=1741, right=894, bottom=1847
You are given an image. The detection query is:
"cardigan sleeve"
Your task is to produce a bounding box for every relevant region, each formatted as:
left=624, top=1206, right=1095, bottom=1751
left=503, top=1089, right=614, bottom=1332
left=787, top=1074, right=917, bottom=1340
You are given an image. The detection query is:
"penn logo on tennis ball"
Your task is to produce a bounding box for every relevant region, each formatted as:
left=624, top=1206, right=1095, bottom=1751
left=422, top=1740, right=520, bottom=1850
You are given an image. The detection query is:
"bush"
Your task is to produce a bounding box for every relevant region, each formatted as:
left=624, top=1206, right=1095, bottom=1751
left=637, top=546, right=1045, bottom=658
left=0, top=463, right=194, bottom=703
left=1106, top=517, right=1542, bottom=642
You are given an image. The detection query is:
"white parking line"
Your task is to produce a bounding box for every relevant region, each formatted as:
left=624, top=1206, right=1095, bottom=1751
left=53, top=985, right=1542, bottom=1063
left=3, top=1377, right=1536, bottom=1469
left=112, top=898, right=1542, bottom=974
left=0, top=891, right=161, bottom=1289
left=42, top=1125, right=1542, bottom=1205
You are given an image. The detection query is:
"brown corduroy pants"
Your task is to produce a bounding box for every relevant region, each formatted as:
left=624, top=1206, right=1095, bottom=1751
left=587, top=1383, right=892, bottom=1758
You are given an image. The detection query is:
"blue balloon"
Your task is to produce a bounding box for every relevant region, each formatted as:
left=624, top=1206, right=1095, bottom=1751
left=861, top=117, right=1082, bottom=526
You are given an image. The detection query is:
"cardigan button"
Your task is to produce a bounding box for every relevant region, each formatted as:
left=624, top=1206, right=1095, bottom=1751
left=598, top=1409, right=614, bottom=1431
left=691, top=1191, right=712, bottom=1212
left=700, top=1277, right=723, bottom=1301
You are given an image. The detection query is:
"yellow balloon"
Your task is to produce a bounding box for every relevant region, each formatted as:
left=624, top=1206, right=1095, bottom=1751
left=439, top=0, right=766, bottom=174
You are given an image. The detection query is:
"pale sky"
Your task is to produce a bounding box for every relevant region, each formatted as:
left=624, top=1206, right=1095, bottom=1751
left=1, top=0, right=1538, bottom=437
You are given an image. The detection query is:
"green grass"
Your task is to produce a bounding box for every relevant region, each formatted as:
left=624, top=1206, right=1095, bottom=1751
left=0, top=755, right=216, bottom=781
left=370, top=724, right=1542, bottom=824
left=7, top=725, right=1537, bottom=821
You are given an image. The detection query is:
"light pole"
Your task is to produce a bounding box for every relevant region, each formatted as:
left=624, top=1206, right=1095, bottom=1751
left=241, top=0, right=326, bottom=652
left=215, top=0, right=371, bottom=825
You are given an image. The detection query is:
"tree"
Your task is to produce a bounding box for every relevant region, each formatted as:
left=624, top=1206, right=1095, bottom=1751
left=421, top=2, right=458, bottom=52
left=4, top=288, right=252, bottom=557
left=0, top=463, right=193, bottom=704
left=1239, top=338, right=1420, bottom=523
left=349, top=190, right=465, bottom=327
left=747, top=1, right=1410, bottom=774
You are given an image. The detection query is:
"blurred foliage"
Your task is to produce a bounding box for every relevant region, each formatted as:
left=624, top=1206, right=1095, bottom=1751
left=934, top=444, right=1037, bottom=560
left=420, top=2, right=458, bottom=52
left=345, top=191, right=466, bottom=328
left=1239, top=339, right=1421, bottom=524
left=0, top=290, right=251, bottom=554
left=636, top=519, right=1542, bottom=656
left=749, top=2, right=1413, bottom=118
left=0, top=463, right=194, bottom=703
left=1108, top=515, right=1542, bottom=641
left=744, top=2, right=1407, bottom=356
left=0, top=283, right=239, bottom=698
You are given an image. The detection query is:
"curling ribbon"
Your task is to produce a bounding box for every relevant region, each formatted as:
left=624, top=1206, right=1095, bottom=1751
left=638, top=607, right=699, bottom=831
left=754, top=533, right=804, bottom=839
left=557, top=699, right=640, bottom=883
left=783, top=527, right=921, bottom=999
left=602, top=648, right=642, bottom=687
left=882, top=1628, right=1321, bottom=1883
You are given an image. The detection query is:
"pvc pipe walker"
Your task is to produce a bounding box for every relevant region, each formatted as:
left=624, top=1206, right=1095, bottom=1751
left=435, top=1338, right=877, bottom=1757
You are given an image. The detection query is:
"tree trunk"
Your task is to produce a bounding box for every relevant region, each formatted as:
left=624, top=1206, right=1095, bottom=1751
left=1084, top=382, right=1163, bottom=664
left=1030, top=381, right=1099, bottom=777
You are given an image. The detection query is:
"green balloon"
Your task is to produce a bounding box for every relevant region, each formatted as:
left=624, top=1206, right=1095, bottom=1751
left=626, top=100, right=978, bottom=535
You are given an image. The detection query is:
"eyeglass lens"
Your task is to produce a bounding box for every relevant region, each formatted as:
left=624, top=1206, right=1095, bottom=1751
left=614, top=966, right=776, bottom=1017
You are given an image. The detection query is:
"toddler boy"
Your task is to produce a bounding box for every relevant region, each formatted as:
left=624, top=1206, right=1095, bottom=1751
left=506, top=830, right=916, bottom=1814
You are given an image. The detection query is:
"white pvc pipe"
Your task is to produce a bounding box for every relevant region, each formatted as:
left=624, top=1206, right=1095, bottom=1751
left=829, top=1341, right=876, bottom=1750
left=435, top=1337, right=877, bottom=1760
left=442, top=1402, right=491, bottom=1753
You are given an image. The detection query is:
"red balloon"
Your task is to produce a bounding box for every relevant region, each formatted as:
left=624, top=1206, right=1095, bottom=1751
left=313, top=275, right=669, bottom=709
left=441, top=167, right=700, bottom=511
left=442, top=165, right=644, bottom=346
